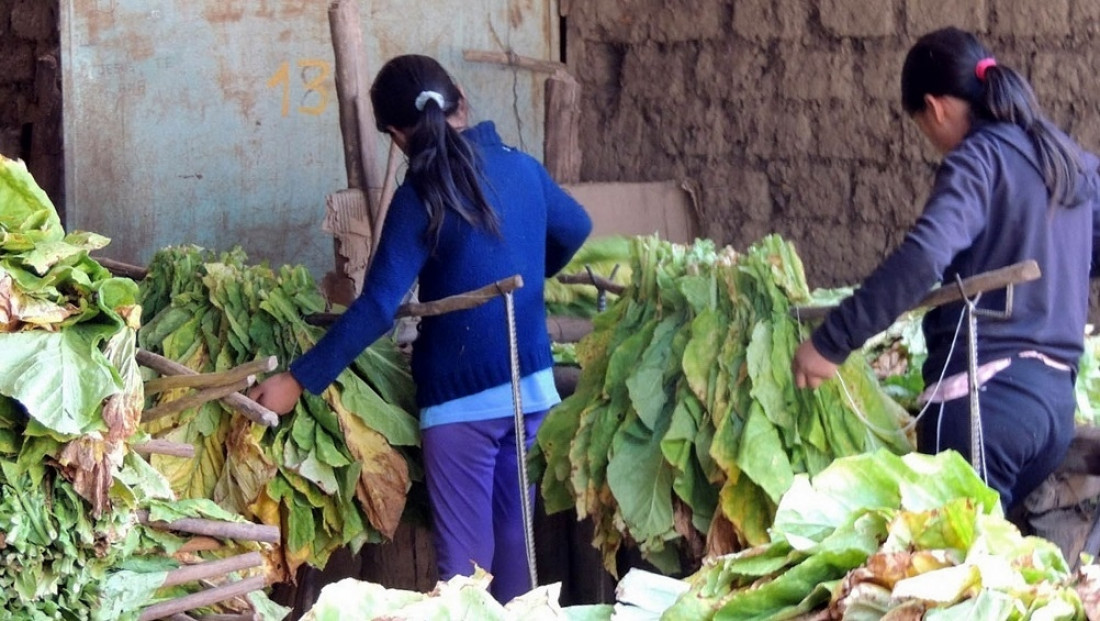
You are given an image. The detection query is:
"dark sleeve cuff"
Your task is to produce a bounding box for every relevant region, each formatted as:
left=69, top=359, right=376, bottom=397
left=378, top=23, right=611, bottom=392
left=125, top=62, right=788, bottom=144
left=811, top=321, right=854, bottom=365
left=288, top=356, right=332, bottom=396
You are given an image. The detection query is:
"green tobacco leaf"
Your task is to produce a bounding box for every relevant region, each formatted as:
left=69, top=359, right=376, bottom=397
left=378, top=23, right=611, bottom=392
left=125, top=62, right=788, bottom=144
left=0, top=328, right=119, bottom=435
left=0, top=155, right=63, bottom=241
left=735, top=402, right=793, bottom=504
left=607, top=408, right=675, bottom=547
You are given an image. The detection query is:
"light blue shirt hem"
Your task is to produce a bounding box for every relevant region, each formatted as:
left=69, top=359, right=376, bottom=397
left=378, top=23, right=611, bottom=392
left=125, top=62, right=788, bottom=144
left=420, top=368, right=561, bottom=429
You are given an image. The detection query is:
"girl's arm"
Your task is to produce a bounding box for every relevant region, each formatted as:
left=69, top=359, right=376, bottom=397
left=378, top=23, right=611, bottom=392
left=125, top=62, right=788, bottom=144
left=288, top=188, right=431, bottom=394
left=811, top=139, right=996, bottom=365
left=537, top=164, right=592, bottom=276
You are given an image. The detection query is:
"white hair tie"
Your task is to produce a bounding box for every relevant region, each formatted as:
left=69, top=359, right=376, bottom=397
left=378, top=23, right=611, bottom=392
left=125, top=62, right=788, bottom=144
left=414, top=90, right=446, bottom=111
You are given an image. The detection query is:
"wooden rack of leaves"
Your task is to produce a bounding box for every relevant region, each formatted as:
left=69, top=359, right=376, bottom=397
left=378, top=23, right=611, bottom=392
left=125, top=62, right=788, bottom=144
left=530, top=234, right=914, bottom=578
left=0, top=155, right=286, bottom=620
left=136, top=244, right=421, bottom=581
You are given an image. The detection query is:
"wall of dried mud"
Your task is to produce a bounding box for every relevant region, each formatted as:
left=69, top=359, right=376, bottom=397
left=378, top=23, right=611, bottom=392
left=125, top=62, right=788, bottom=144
left=0, top=0, right=62, bottom=209
left=565, top=0, right=1100, bottom=288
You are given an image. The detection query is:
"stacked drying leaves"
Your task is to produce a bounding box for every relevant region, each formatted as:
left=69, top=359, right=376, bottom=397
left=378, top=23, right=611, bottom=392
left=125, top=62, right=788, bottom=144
left=138, top=245, right=420, bottom=577
left=665, top=449, right=1100, bottom=620
left=0, top=155, right=281, bottom=620
left=531, top=235, right=913, bottom=575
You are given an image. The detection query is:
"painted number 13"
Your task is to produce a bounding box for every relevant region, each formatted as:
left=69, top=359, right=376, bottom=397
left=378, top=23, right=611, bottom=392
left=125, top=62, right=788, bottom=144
left=267, top=59, right=332, bottom=117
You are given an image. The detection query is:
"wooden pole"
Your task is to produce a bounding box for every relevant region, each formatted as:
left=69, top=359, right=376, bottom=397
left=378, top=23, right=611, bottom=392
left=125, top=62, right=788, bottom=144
left=144, top=357, right=277, bottom=395
left=462, top=49, right=567, bottom=74
left=543, top=72, right=581, bottom=183
left=161, top=552, right=264, bottom=588
left=132, top=439, right=196, bottom=459
left=137, top=510, right=281, bottom=543
left=328, top=0, right=366, bottom=190
left=141, top=377, right=254, bottom=423
left=556, top=271, right=625, bottom=296
left=304, top=275, right=524, bottom=326
left=790, top=260, right=1041, bottom=321
left=136, top=350, right=280, bottom=427
left=93, top=256, right=149, bottom=280
left=137, top=575, right=267, bottom=621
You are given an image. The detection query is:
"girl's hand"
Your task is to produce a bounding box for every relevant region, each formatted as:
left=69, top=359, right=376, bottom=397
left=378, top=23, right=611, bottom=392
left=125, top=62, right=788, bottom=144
left=791, top=339, right=839, bottom=389
left=248, top=372, right=304, bottom=415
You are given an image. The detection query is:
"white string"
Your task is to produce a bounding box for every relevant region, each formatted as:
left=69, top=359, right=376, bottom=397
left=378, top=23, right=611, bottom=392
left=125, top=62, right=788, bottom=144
left=802, top=304, right=968, bottom=439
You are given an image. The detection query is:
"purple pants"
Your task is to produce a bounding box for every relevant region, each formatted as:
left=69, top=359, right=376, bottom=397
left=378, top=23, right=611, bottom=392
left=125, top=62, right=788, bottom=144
left=420, top=409, right=547, bottom=603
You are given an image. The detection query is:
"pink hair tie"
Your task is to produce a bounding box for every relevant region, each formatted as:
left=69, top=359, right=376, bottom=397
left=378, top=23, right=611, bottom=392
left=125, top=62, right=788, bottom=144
left=975, top=57, right=997, bottom=81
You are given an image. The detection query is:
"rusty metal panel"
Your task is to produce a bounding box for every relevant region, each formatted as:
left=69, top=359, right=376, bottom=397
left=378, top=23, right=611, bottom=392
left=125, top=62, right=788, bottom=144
left=61, top=0, right=558, bottom=276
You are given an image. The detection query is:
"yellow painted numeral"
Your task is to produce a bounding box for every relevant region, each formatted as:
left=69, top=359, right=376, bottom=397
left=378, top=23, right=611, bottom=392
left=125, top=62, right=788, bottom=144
left=266, top=59, right=332, bottom=117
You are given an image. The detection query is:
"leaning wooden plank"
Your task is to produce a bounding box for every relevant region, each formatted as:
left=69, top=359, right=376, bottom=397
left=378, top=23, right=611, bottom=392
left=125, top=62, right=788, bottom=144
left=141, top=378, right=254, bottom=424
left=145, top=357, right=277, bottom=395
left=137, top=575, right=267, bottom=621
left=136, top=350, right=279, bottom=427
left=162, top=552, right=264, bottom=588
left=132, top=439, right=196, bottom=459
left=136, top=510, right=280, bottom=543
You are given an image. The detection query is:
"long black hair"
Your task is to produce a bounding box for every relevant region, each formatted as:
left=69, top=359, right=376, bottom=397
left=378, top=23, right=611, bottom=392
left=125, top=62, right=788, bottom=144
left=901, top=27, right=1082, bottom=205
left=370, top=54, right=498, bottom=244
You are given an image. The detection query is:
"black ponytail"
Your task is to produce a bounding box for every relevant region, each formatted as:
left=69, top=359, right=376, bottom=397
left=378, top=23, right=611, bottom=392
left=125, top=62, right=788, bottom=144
left=370, top=55, right=499, bottom=245
left=901, top=27, right=1082, bottom=205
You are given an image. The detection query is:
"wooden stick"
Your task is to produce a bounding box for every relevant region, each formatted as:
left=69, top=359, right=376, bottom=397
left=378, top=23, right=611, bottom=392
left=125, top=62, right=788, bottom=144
left=462, top=49, right=567, bottom=74
left=145, top=357, right=278, bottom=395
left=397, top=275, right=523, bottom=318
left=177, top=537, right=223, bottom=554
left=137, top=510, right=281, bottom=543
left=371, top=141, right=402, bottom=265
left=136, top=350, right=280, bottom=427
left=304, top=275, right=524, bottom=326
left=132, top=439, right=196, bottom=459
left=141, top=377, right=254, bottom=423
left=137, top=575, right=267, bottom=621
left=94, top=256, right=149, bottom=280
left=162, top=552, right=264, bottom=588
left=790, top=260, right=1041, bottom=321
left=556, top=271, right=626, bottom=296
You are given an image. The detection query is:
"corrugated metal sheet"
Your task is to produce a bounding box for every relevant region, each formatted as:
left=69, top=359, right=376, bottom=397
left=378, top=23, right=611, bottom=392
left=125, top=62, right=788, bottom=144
left=61, top=0, right=558, bottom=276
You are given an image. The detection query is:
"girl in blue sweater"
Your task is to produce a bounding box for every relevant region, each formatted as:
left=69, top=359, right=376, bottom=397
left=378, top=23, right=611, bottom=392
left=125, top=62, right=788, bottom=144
left=250, top=54, right=592, bottom=601
left=792, top=28, right=1100, bottom=511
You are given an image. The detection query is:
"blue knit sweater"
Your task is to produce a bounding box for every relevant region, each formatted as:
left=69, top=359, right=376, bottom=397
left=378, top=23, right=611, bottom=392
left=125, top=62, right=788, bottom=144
left=290, top=122, right=592, bottom=407
left=813, top=121, right=1100, bottom=380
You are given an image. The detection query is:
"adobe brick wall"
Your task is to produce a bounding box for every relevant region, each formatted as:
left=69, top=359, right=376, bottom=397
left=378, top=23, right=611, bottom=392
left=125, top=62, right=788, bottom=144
left=0, top=0, right=62, bottom=210
left=565, top=0, right=1100, bottom=290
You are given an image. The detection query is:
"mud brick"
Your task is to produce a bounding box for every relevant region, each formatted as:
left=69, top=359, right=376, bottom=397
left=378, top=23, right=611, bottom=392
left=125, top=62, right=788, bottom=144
left=732, top=0, right=809, bottom=41
left=993, top=0, right=1070, bottom=36
left=783, top=47, right=856, bottom=101
left=820, top=0, right=896, bottom=37
left=905, top=0, right=988, bottom=35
